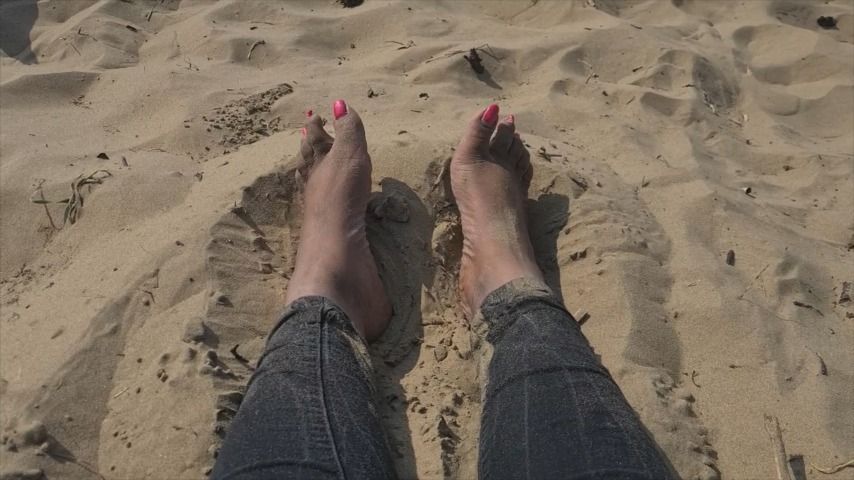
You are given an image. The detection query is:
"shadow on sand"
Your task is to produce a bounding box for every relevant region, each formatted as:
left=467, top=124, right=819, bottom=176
left=0, top=0, right=38, bottom=64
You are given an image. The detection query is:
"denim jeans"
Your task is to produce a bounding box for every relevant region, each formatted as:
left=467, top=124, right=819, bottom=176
left=212, top=279, right=674, bottom=479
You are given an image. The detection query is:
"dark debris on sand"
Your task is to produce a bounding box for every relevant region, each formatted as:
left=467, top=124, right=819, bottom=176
left=463, top=48, right=485, bottom=74
left=817, top=16, right=838, bottom=29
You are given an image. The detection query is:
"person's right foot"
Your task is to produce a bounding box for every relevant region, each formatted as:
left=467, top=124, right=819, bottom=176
left=450, top=104, right=544, bottom=317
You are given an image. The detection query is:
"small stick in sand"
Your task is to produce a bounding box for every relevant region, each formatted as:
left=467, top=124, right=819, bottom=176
left=229, top=344, right=249, bottom=364
left=425, top=44, right=500, bottom=66
left=431, top=156, right=452, bottom=192
left=31, top=180, right=59, bottom=231
left=247, top=40, right=265, bottom=60
left=814, top=351, right=828, bottom=376
left=737, top=263, right=769, bottom=300
left=793, top=301, right=824, bottom=317
left=76, top=27, right=97, bottom=41
left=385, top=40, right=415, bottom=50
left=147, top=0, right=163, bottom=22
left=763, top=414, right=794, bottom=480
left=811, top=459, right=854, bottom=475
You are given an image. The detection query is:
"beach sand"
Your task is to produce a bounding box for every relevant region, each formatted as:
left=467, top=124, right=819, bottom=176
left=1, top=0, right=852, bottom=478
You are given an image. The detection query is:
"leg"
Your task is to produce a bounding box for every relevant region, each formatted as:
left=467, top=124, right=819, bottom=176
left=212, top=101, right=396, bottom=479
left=211, top=297, right=396, bottom=479
left=477, top=280, right=674, bottom=479
left=450, top=105, right=674, bottom=479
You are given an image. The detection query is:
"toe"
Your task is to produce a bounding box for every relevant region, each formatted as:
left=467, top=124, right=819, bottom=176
left=490, top=114, right=516, bottom=153
left=329, top=99, right=368, bottom=156
left=460, top=104, right=500, bottom=151
left=300, top=114, right=334, bottom=161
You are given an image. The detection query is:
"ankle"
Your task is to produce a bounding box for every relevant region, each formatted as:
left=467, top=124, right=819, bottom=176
left=467, top=257, right=543, bottom=310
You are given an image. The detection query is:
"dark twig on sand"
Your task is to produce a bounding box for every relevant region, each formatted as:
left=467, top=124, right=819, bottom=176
left=690, top=370, right=701, bottom=388
left=536, top=146, right=563, bottom=162
left=385, top=40, right=415, bottom=50
left=230, top=344, right=255, bottom=371
left=229, top=344, right=249, bottom=363
left=793, top=301, right=823, bottom=317
left=147, top=0, right=164, bottom=22
left=463, top=48, right=485, bottom=74
left=815, top=352, right=828, bottom=376
left=425, top=44, right=502, bottom=65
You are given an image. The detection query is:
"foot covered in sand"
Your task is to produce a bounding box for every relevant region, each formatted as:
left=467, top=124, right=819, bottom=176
left=285, top=100, right=392, bottom=341
left=451, top=104, right=544, bottom=316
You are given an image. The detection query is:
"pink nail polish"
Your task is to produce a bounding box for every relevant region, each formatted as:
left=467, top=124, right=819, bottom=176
left=301, top=127, right=306, bottom=138
left=306, top=109, right=313, bottom=118
left=481, top=104, right=499, bottom=126
left=333, top=100, right=347, bottom=120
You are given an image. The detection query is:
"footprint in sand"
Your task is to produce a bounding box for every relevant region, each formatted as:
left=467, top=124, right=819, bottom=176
left=525, top=154, right=721, bottom=480
left=201, top=160, right=436, bottom=473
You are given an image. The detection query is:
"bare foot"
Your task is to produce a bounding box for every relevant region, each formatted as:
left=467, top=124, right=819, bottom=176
left=451, top=104, right=544, bottom=316
left=285, top=100, right=392, bottom=340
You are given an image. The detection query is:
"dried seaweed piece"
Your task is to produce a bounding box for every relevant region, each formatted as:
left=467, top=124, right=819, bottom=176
left=63, top=170, right=112, bottom=225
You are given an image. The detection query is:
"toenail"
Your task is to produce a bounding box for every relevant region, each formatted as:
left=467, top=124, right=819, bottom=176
left=505, top=114, right=514, bottom=124
left=481, top=104, right=499, bottom=126
left=305, top=109, right=313, bottom=117
left=333, top=100, right=348, bottom=120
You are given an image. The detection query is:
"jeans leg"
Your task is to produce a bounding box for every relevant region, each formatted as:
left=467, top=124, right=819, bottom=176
left=477, top=279, right=675, bottom=480
left=212, top=297, right=397, bottom=480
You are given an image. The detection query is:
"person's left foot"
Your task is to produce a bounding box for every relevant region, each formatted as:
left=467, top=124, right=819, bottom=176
left=285, top=100, right=392, bottom=341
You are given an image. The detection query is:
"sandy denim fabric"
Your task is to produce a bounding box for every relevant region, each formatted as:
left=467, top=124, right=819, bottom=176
left=212, top=296, right=396, bottom=480
left=214, top=282, right=673, bottom=479
left=477, top=278, right=675, bottom=480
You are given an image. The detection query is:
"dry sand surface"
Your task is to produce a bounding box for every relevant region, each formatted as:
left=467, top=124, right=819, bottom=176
left=1, top=0, right=853, bottom=478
